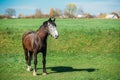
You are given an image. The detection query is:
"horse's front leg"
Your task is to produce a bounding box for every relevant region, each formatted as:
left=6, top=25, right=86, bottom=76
left=42, top=51, right=47, bottom=75
left=33, top=52, right=37, bottom=76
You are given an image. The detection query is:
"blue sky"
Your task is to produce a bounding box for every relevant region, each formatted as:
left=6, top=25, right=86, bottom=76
left=0, top=0, right=120, bottom=16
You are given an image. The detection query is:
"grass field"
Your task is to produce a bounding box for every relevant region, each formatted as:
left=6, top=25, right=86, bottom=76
left=0, top=18, right=120, bottom=80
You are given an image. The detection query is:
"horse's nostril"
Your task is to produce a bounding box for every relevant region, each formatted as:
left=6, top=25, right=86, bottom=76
left=55, top=35, right=59, bottom=39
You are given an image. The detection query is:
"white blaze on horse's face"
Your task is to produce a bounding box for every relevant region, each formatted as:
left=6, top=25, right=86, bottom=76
left=48, top=22, right=58, bottom=39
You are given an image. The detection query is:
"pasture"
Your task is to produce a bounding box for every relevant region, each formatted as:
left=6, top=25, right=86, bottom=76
left=0, top=18, right=120, bottom=80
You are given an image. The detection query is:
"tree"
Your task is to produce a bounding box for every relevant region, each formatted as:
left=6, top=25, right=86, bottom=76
left=111, top=12, right=119, bottom=18
left=64, top=9, right=69, bottom=17
left=117, top=11, right=120, bottom=16
left=97, top=13, right=106, bottom=18
left=18, top=14, right=25, bottom=19
left=65, top=3, right=77, bottom=17
left=5, top=8, right=16, bottom=16
left=35, top=8, right=42, bottom=18
left=49, top=8, right=55, bottom=17
left=78, top=7, right=84, bottom=15
left=84, top=13, right=94, bottom=18
left=54, top=8, right=62, bottom=17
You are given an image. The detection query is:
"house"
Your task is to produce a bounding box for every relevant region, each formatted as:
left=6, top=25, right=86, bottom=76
left=77, top=14, right=85, bottom=18
left=105, top=14, right=118, bottom=19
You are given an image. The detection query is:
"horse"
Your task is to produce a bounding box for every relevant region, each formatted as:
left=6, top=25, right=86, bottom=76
left=22, top=18, right=59, bottom=76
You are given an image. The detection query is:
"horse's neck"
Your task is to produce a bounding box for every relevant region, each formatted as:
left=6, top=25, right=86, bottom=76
left=36, top=26, right=48, bottom=41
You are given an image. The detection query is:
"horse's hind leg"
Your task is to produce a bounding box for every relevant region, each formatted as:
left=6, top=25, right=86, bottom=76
left=33, top=52, right=37, bottom=76
left=27, top=51, right=33, bottom=71
left=24, top=49, right=28, bottom=65
left=24, top=49, right=32, bottom=71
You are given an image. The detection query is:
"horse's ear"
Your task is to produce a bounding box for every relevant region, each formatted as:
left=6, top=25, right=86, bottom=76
left=48, top=18, right=51, bottom=21
left=53, top=18, right=56, bottom=22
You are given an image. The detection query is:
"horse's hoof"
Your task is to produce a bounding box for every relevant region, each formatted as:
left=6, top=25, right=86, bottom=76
left=27, top=68, right=33, bottom=71
left=42, top=73, right=47, bottom=75
left=27, top=66, right=32, bottom=71
left=33, top=70, right=37, bottom=76
left=33, top=72, right=37, bottom=76
left=33, top=74, right=37, bottom=76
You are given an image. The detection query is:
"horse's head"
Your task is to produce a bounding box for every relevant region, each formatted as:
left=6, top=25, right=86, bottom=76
left=46, top=18, right=59, bottom=39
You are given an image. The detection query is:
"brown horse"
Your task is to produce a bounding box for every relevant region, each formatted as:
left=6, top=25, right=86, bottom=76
left=22, top=18, right=58, bottom=76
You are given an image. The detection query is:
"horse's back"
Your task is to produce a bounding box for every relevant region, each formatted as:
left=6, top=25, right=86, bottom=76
left=22, top=31, right=34, bottom=38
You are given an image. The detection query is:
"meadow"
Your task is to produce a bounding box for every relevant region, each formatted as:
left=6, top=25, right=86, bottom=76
left=0, top=18, right=120, bottom=80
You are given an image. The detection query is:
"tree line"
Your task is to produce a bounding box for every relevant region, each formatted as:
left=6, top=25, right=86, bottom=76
left=0, top=3, right=119, bottom=19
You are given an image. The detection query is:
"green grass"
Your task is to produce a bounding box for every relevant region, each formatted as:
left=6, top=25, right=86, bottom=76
left=0, top=18, right=120, bottom=80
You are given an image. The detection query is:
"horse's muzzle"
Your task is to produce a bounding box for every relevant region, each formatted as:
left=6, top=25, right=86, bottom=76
left=55, top=35, right=59, bottom=39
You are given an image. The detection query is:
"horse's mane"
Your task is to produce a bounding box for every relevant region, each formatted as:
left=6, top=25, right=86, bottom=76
left=36, top=20, right=48, bottom=32
left=36, top=18, right=54, bottom=32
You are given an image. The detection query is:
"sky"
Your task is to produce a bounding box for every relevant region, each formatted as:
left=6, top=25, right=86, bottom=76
left=0, top=0, right=120, bottom=16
